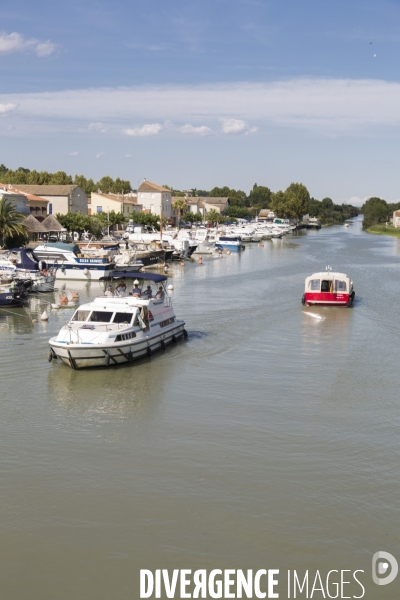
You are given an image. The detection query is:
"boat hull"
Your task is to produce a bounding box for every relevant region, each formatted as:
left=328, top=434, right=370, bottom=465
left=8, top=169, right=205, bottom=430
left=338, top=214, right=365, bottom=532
left=215, top=243, right=245, bottom=252
left=49, top=321, right=186, bottom=369
left=304, top=292, right=353, bottom=306
left=53, top=264, right=115, bottom=280
left=192, top=241, right=216, bottom=254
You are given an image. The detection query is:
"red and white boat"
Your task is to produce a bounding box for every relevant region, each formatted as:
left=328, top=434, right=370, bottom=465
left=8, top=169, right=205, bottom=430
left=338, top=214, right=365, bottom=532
left=302, top=267, right=355, bottom=307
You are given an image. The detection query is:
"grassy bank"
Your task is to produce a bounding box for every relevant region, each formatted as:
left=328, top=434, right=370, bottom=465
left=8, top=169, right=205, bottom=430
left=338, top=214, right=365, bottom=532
left=366, top=223, right=400, bottom=237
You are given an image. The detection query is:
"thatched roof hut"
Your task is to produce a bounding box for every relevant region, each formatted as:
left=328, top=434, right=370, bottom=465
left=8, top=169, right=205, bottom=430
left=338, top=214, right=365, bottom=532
left=21, top=214, right=48, bottom=241
left=42, top=214, right=63, bottom=232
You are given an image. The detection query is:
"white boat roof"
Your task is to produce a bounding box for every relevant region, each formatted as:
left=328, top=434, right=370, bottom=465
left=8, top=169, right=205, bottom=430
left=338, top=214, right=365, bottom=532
left=307, top=271, right=349, bottom=279
left=73, top=296, right=156, bottom=313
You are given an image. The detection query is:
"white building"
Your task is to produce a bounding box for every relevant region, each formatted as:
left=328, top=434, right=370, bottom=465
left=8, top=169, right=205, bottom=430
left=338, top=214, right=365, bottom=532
left=137, top=180, right=173, bottom=219
left=393, top=210, right=400, bottom=228
left=15, top=185, right=87, bottom=215
left=90, top=191, right=141, bottom=217
left=199, top=197, right=229, bottom=214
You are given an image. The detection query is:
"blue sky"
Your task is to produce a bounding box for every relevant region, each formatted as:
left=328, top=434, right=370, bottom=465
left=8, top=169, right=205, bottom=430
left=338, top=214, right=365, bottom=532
left=2, top=0, right=400, bottom=203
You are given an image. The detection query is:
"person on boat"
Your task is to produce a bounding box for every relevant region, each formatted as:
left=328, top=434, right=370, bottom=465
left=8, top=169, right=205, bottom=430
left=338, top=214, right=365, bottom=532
left=115, top=280, right=127, bottom=296
left=131, top=280, right=141, bottom=297
left=105, top=285, right=114, bottom=297
left=155, top=285, right=165, bottom=300
left=142, top=284, right=153, bottom=299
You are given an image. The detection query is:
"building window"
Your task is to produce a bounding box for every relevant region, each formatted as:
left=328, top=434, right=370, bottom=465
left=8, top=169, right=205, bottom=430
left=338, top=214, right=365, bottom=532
left=49, top=203, right=52, bottom=214
left=97, top=206, right=102, bottom=213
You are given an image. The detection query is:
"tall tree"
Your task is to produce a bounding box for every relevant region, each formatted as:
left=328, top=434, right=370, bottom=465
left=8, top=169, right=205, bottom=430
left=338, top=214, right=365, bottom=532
left=172, top=198, right=186, bottom=227
left=284, top=182, right=310, bottom=219
left=249, top=184, right=271, bottom=209
left=362, top=197, right=388, bottom=229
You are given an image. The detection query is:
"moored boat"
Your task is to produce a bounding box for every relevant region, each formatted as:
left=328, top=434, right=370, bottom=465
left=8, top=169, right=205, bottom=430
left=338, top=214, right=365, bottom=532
left=302, top=267, right=355, bottom=307
left=215, top=236, right=245, bottom=252
left=48, top=273, right=187, bottom=369
left=0, top=279, right=30, bottom=307
left=33, top=242, right=115, bottom=280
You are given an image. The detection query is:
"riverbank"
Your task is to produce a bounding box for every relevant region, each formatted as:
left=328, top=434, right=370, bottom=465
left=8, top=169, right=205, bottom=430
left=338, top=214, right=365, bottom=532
left=366, top=223, right=400, bottom=237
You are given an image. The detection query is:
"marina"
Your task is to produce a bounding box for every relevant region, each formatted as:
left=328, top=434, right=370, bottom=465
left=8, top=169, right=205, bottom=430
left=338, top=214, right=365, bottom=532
left=1, top=217, right=400, bottom=597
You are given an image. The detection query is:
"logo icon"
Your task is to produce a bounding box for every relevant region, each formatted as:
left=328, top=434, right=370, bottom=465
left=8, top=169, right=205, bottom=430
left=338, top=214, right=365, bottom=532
left=372, top=551, right=398, bottom=585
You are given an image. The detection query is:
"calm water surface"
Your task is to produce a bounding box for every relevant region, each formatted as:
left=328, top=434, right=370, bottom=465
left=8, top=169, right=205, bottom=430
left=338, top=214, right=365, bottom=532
left=1, top=218, right=400, bottom=599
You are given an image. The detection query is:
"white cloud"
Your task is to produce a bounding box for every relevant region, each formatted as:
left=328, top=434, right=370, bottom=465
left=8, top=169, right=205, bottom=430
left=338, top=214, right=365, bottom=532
left=69, top=151, right=79, bottom=156
left=5, top=79, right=400, bottom=136
left=0, top=103, right=17, bottom=115
left=95, top=152, right=105, bottom=159
left=179, top=124, right=213, bottom=136
left=0, top=31, right=56, bottom=57
left=221, top=118, right=247, bottom=134
left=125, top=154, right=132, bottom=157
left=87, top=122, right=107, bottom=133
left=122, top=123, right=163, bottom=137
left=220, top=118, right=258, bottom=135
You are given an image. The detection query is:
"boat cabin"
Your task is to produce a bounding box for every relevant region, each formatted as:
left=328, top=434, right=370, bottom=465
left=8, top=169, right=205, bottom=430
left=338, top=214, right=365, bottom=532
left=303, top=270, right=354, bottom=307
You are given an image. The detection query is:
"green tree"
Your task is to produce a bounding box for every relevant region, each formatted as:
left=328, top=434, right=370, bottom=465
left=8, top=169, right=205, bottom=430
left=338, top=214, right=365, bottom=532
left=284, top=182, right=310, bottom=219
left=74, top=174, right=96, bottom=195
left=95, top=176, right=114, bottom=194
left=270, top=190, right=288, bottom=217
left=209, top=186, right=249, bottom=207
left=206, top=209, right=225, bottom=225
left=249, top=184, right=271, bottom=209
left=48, top=171, right=73, bottom=185
left=362, top=197, right=388, bottom=229
left=182, top=212, right=203, bottom=223
left=132, top=212, right=161, bottom=229
left=112, top=177, right=132, bottom=194
left=56, top=212, right=91, bottom=238
left=0, top=197, right=29, bottom=247
left=225, top=205, right=252, bottom=219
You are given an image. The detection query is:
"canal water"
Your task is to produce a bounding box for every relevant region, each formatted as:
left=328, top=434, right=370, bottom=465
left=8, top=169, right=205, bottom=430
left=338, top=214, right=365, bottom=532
left=1, top=217, right=399, bottom=599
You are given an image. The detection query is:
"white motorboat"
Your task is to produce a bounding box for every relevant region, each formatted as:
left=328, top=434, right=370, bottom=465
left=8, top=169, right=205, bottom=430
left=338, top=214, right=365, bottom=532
left=127, top=227, right=197, bottom=258
left=34, top=242, right=115, bottom=281
left=48, top=273, right=187, bottom=369
left=191, top=228, right=217, bottom=254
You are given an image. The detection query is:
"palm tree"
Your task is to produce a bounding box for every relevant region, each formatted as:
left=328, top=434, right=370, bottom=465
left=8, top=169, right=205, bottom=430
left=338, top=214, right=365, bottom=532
left=172, top=198, right=187, bottom=228
left=0, top=196, right=29, bottom=247
left=206, top=209, right=223, bottom=227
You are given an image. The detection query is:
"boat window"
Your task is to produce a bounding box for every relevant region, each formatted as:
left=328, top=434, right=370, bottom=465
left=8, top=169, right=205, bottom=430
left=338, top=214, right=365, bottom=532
left=309, top=279, right=320, bottom=291
left=88, top=311, right=113, bottom=323
left=334, top=280, right=347, bottom=292
left=321, top=280, right=331, bottom=292
left=112, top=312, right=132, bottom=324
left=71, top=310, right=90, bottom=322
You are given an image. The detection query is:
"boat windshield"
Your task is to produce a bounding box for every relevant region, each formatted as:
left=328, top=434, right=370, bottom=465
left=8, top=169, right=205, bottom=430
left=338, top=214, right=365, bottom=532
left=88, top=311, right=113, bottom=323
left=72, top=309, right=134, bottom=324
left=72, top=310, right=90, bottom=321
left=113, top=312, right=133, bottom=324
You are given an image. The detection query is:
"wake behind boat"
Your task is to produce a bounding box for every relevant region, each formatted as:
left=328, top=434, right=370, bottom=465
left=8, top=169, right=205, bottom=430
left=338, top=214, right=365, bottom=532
left=48, top=273, right=187, bottom=369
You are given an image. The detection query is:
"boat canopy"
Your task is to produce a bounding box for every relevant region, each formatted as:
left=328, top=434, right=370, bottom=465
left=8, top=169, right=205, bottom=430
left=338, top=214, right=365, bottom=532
left=40, top=242, right=80, bottom=255
left=101, top=271, right=168, bottom=283
left=9, top=248, right=40, bottom=270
